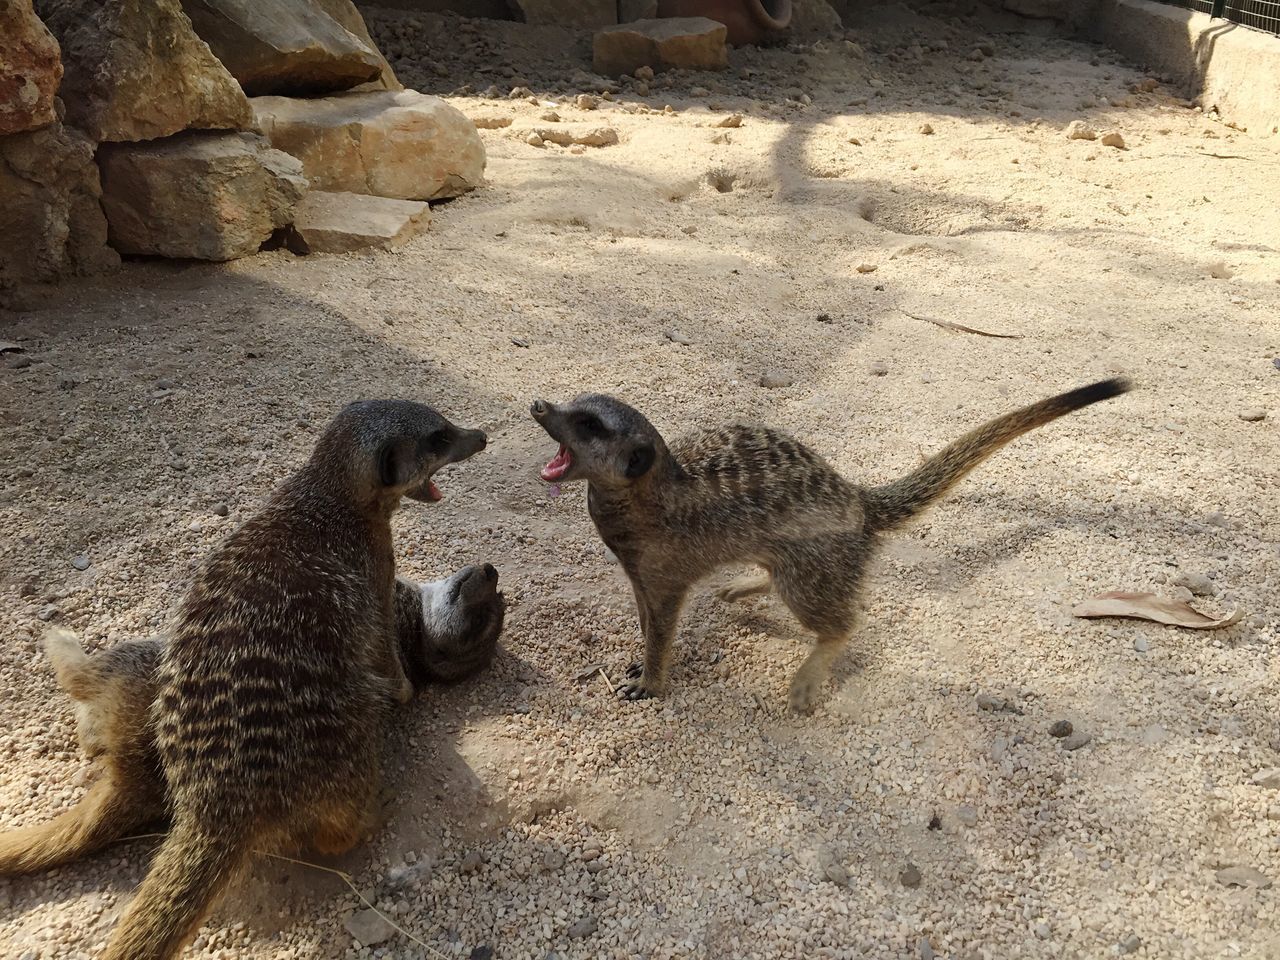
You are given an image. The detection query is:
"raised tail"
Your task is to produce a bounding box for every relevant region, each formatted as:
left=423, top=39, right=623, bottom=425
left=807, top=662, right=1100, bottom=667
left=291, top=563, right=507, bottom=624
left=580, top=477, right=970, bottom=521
left=0, top=772, right=142, bottom=875
left=863, top=377, right=1131, bottom=532
left=102, top=816, right=249, bottom=960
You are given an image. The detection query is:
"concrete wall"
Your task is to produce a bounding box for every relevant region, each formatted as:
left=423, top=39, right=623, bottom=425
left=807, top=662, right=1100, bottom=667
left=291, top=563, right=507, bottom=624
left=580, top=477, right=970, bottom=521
left=1091, top=0, right=1280, bottom=135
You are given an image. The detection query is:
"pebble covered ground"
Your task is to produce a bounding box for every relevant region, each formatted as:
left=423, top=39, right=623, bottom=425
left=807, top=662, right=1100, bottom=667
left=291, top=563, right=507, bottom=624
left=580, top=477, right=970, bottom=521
left=2, top=4, right=1279, bottom=959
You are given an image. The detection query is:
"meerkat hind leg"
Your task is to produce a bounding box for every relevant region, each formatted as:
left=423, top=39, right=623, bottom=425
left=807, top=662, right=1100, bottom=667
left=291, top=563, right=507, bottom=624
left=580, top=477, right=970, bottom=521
left=618, top=584, right=688, bottom=701
left=716, top=570, right=773, bottom=603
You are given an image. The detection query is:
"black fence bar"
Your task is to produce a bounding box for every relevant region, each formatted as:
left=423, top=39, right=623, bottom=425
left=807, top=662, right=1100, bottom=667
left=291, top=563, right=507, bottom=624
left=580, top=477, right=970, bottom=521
left=1151, top=0, right=1280, bottom=35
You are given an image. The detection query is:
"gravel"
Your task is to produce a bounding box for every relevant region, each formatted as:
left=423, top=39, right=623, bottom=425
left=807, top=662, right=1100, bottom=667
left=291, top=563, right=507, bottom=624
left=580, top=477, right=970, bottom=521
left=2, top=9, right=1278, bottom=960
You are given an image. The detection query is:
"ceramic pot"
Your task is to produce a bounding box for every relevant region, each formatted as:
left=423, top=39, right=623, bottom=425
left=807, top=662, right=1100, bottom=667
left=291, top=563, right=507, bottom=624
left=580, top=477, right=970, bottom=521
left=654, top=0, right=792, bottom=46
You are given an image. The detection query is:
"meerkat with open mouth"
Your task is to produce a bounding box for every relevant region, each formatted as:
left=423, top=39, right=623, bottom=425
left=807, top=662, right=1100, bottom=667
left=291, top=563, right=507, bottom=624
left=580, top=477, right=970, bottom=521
left=531, top=379, right=1130, bottom=713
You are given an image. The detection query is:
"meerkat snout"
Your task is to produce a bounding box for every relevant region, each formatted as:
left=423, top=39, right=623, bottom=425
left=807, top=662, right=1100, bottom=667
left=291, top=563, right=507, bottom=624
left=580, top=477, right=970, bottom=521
left=531, top=394, right=661, bottom=487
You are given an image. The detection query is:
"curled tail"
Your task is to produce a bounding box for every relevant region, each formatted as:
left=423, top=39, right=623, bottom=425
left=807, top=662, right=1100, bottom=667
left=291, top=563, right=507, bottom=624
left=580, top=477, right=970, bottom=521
left=102, top=817, right=249, bottom=960
left=863, top=377, right=1131, bottom=532
left=0, top=772, right=142, bottom=875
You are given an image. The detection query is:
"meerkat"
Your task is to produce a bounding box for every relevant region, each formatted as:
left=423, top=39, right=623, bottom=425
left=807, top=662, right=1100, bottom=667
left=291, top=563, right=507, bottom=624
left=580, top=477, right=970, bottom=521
left=530, top=378, right=1131, bottom=713
left=0, top=565, right=505, bottom=878
left=43, top=399, right=488, bottom=960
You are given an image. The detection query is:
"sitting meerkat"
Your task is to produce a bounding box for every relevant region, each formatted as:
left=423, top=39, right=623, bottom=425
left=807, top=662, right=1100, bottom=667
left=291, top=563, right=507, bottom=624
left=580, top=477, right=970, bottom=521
left=22, top=399, right=488, bottom=960
left=0, top=565, right=504, bottom=878
left=531, top=379, right=1130, bottom=713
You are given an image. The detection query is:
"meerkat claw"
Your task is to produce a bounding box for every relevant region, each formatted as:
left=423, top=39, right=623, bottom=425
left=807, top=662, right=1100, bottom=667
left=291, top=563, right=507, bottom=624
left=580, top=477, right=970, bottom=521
left=625, top=662, right=643, bottom=679
left=618, top=682, right=654, bottom=701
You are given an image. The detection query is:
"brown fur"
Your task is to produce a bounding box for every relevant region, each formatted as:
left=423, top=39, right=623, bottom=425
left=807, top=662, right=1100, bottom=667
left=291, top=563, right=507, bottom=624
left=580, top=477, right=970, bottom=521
left=0, top=567, right=504, bottom=880
left=531, top=379, right=1131, bottom=712
left=17, top=400, right=489, bottom=960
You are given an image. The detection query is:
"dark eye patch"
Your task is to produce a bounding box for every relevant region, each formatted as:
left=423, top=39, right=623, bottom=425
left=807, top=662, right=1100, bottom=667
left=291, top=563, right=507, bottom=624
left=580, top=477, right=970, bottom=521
left=420, top=429, right=451, bottom=456
left=575, top=414, right=608, bottom=439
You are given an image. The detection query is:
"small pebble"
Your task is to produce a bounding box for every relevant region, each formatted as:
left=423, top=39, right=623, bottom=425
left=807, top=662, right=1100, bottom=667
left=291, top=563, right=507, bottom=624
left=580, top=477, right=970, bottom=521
left=1049, top=720, right=1073, bottom=738
left=1118, top=933, right=1142, bottom=955
left=856, top=263, right=878, bottom=273
left=1034, top=922, right=1051, bottom=940
left=470, top=947, right=494, bottom=960
left=1238, top=408, right=1266, bottom=422
left=1061, top=731, right=1092, bottom=752
left=664, top=329, right=693, bottom=346
left=760, top=371, right=794, bottom=389
left=71, top=554, right=90, bottom=571
left=344, top=908, right=395, bottom=946
left=919, top=122, right=934, bottom=135
left=1100, top=131, right=1126, bottom=148
left=1133, top=637, right=1150, bottom=653
left=1174, top=571, right=1214, bottom=596
left=869, top=361, right=889, bottom=376
left=211, top=502, right=230, bottom=517
left=899, top=863, right=922, bottom=888
left=567, top=916, right=598, bottom=939
left=1065, top=120, right=1097, bottom=140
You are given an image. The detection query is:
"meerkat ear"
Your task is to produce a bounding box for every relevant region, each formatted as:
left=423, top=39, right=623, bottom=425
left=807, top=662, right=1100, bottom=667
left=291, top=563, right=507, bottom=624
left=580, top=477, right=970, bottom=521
left=624, top=443, right=655, bottom=479
left=378, top=437, right=424, bottom=488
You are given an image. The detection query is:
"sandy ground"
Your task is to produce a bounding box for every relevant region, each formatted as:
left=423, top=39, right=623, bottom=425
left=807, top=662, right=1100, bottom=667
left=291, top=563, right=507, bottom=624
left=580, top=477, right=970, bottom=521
left=2, top=5, right=1279, bottom=959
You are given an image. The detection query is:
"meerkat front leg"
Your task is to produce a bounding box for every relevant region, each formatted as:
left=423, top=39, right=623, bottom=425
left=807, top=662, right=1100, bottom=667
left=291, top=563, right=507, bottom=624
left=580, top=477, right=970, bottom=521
left=717, top=570, right=772, bottom=603
left=618, top=583, right=688, bottom=701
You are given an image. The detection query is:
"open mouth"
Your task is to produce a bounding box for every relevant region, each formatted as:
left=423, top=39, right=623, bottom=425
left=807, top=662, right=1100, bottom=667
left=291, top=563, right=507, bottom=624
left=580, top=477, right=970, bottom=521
left=406, top=478, right=445, bottom=502
left=541, top=444, right=573, bottom=482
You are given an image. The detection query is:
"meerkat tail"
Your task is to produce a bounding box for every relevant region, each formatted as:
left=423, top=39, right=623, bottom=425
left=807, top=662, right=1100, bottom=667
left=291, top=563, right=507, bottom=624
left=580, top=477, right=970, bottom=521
left=0, top=772, right=139, bottom=875
left=43, top=627, right=96, bottom=700
left=863, top=377, right=1131, bottom=532
left=102, top=817, right=249, bottom=960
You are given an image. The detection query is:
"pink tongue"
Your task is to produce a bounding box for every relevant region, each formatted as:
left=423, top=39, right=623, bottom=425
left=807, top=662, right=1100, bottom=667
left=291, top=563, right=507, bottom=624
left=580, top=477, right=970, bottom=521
left=540, top=444, right=571, bottom=482
left=427, top=480, right=443, bottom=501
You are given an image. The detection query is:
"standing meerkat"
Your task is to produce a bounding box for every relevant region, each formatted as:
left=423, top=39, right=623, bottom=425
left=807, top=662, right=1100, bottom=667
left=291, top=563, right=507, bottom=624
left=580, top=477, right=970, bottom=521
left=86, top=399, right=486, bottom=960
left=0, top=564, right=506, bottom=879
left=531, top=379, right=1131, bottom=713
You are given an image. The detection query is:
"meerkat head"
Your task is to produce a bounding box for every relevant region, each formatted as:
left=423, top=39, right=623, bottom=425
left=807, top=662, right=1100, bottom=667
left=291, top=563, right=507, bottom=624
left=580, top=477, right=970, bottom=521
left=409, top=563, right=506, bottom=683
left=530, top=394, right=664, bottom=488
left=313, top=399, right=487, bottom=507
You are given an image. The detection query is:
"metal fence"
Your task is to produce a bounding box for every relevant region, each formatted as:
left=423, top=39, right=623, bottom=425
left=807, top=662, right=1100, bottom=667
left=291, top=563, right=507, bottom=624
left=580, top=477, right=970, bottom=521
left=1156, top=0, right=1280, bottom=36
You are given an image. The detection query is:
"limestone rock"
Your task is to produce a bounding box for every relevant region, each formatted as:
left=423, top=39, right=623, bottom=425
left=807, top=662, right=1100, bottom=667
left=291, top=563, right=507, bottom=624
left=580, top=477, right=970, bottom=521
left=252, top=90, right=485, bottom=201
left=1065, top=120, right=1097, bottom=141
left=0, top=0, right=63, bottom=135
left=0, top=121, right=119, bottom=288
left=180, top=0, right=385, bottom=96
left=286, top=190, right=429, bottom=254
left=513, top=0, right=616, bottom=27
left=592, top=18, right=727, bottom=78
left=312, top=0, right=399, bottom=90
left=34, top=0, right=251, bottom=142
left=98, top=131, right=307, bottom=261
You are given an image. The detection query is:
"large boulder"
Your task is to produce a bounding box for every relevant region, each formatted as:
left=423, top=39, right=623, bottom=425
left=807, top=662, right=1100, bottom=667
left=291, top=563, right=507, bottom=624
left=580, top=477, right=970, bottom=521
left=592, top=18, right=727, bottom=77
left=312, top=0, right=400, bottom=90
left=252, top=90, right=484, bottom=201
left=33, top=0, right=251, bottom=142
left=286, top=191, right=430, bottom=254
left=0, top=0, right=63, bottom=135
left=98, top=131, right=307, bottom=260
left=511, top=0, right=616, bottom=27
left=179, top=0, right=385, bottom=96
left=0, top=121, right=119, bottom=288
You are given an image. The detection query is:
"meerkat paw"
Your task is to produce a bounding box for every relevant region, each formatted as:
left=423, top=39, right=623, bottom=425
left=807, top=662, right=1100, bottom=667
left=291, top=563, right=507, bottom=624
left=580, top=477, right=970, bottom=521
left=787, top=671, right=828, bottom=714
left=716, top=573, right=771, bottom=603
left=617, top=662, right=660, bottom=701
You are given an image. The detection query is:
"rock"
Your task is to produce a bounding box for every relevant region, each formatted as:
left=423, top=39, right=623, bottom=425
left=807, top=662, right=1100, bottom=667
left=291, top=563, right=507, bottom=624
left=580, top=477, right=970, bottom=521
left=1215, top=865, right=1271, bottom=889
left=543, top=850, right=566, bottom=870
left=98, top=131, right=306, bottom=261
left=919, top=123, right=934, bottom=135
left=526, top=131, right=545, bottom=147
left=789, top=0, right=841, bottom=39
left=0, top=0, right=63, bottom=135
left=211, top=502, right=230, bottom=516
left=459, top=850, right=483, bottom=873
left=1033, top=922, right=1051, bottom=940
left=179, top=0, right=386, bottom=97
left=760, top=370, right=794, bottom=389
left=664, top=329, right=692, bottom=345
left=1065, top=120, right=1097, bottom=141
left=566, top=917, right=598, bottom=939
left=618, top=0, right=658, bottom=20
left=1252, top=768, right=1280, bottom=789
left=1238, top=408, right=1266, bottom=422
left=1048, top=719, right=1073, bottom=738
left=35, top=0, right=251, bottom=142
left=1173, top=571, right=1214, bottom=596
left=899, top=863, right=922, bottom=888
left=345, top=908, right=395, bottom=946
left=529, top=125, right=618, bottom=147
left=70, top=554, right=89, bottom=571
left=715, top=114, right=743, bottom=128
left=37, top=603, right=59, bottom=621
left=469, top=948, right=494, bottom=960
left=471, top=116, right=513, bottom=129
left=918, top=938, right=935, bottom=960
left=592, top=18, right=727, bottom=78
left=1100, top=131, right=1125, bottom=149
left=252, top=90, right=485, bottom=201
left=576, top=94, right=600, bottom=110
left=311, top=0, right=399, bottom=90
left=286, top=191, right=429, bottom=254
left=856, top=263, right=877, bottom=273
left=1061, top=731, right=1092, bottom=752
left=1133, top=637, right=1149, bottom=652
left=869, top=361, right=888, bottom=376
left=0, top=121, right=119, bottom=288
left=1207, top=260, right=1233, bottom=279
left=955, top=804, right=977, bottom=826
left=513, top=0, right=616, bottom=26
left=1117, top=934, right=1141, bottom=955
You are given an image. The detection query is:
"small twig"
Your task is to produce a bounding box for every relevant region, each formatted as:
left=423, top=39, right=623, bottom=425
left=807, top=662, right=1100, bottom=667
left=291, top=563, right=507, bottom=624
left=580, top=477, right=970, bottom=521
left=598, top=667, right=617, bottom=694
left=113, top=833, right=450, bottom=958
left=901, top=309, right=1024, bottom=339
left=1196, top=152, right=1253, bottom=161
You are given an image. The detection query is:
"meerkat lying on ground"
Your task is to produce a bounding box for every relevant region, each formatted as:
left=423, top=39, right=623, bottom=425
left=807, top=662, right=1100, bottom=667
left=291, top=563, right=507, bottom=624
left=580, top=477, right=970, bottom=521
left=531, top=379, right=1130, bottom=713
left=27, top=399, right=488, bottom=960
left=0, top=565, right=504, bottom=878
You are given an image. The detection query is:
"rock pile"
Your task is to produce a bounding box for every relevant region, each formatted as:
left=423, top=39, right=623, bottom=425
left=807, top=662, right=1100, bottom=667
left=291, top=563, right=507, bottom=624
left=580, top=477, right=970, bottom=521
left=0, top=0, right=485, bottom=290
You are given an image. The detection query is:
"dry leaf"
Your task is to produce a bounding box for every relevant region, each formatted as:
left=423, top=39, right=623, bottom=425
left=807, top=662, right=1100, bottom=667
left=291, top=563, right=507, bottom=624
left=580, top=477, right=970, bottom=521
left=1215, top=866, right=1271, bottom=889
left=901, top=310, right=1024, bottom=339
left=573, top=662, right=606, bottom=682
left=1072, top=591, right=1243, bottom=630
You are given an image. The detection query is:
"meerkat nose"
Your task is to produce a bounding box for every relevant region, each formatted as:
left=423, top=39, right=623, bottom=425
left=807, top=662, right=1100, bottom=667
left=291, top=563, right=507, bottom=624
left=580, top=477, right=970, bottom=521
left=530, top=400, right=548, bottom=417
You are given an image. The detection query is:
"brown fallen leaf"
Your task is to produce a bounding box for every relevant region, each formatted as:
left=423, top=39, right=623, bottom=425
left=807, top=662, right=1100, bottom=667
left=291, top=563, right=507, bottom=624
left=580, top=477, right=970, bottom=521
left=1215, top=865, right=1271, bottom=889
left=573, top=662, right=606, bottom=683
left=901, top=310, right=1024, bottom=339
left=1072, top=591, right=1243, bottom=630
